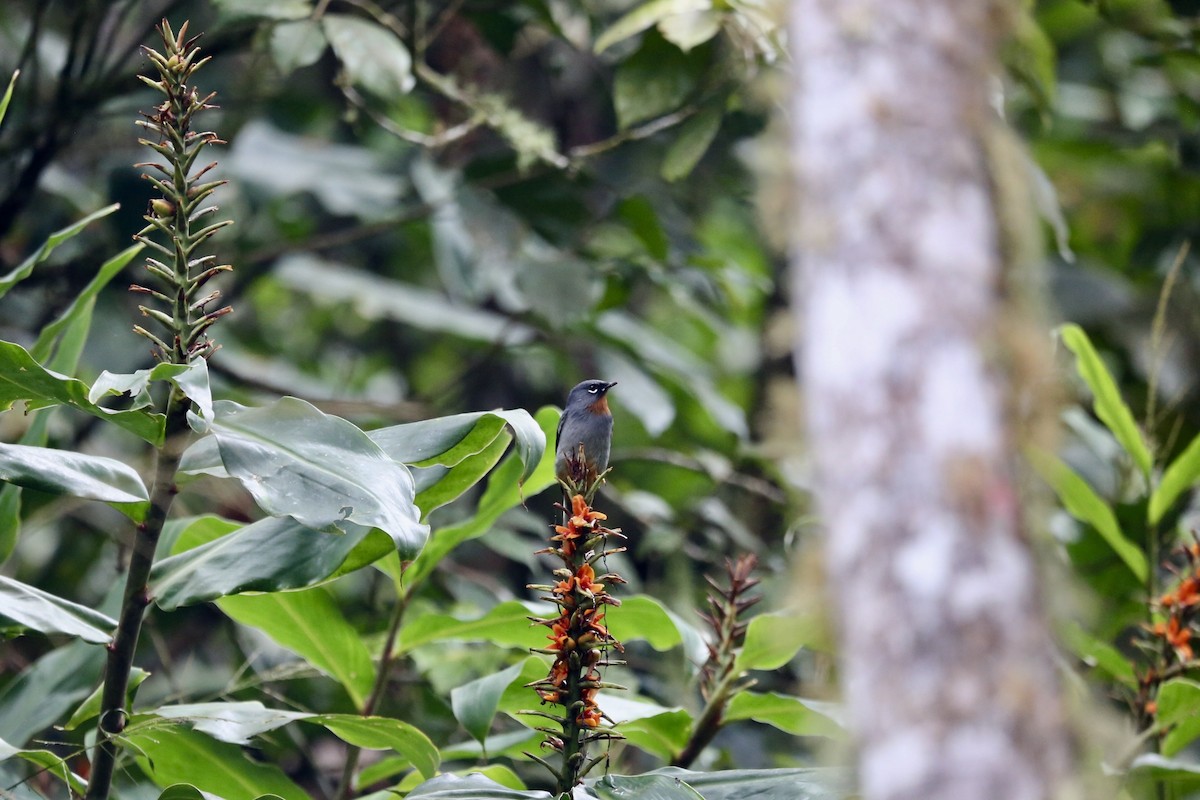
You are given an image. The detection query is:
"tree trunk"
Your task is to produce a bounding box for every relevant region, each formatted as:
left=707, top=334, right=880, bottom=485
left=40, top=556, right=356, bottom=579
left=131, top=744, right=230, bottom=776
left=788, top=2, right=1072, bottom=798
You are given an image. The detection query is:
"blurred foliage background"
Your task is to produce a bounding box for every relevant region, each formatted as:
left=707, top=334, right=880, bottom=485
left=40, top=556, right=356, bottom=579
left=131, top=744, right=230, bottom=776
left=2, top=0, right=1200, bottom=795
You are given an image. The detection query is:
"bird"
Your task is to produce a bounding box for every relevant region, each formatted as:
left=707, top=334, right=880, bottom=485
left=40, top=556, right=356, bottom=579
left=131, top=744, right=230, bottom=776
left=555, top=379, right=617, bottom=492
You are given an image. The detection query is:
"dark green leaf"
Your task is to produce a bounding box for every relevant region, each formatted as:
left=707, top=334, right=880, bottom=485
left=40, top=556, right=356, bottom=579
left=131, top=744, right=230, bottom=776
left=594, top=767, right=851, bottom=800
left=399, top=601, right=542, bottom=654
left=1151, top=431, right=1200, bottom=525
left=1157, top=679, right=1200, bottom=756
left=0, top=442, right=148, bottom=512
left=210, top=397, right=427, bottom=556
left=414, top=432, right=511, bottom=517
left=155, top=785, right=206, bottom=800
left=662, top=104, right=722, bottom=182
left=218, top=586, right=375, bottom=708
left=31, top=244, right=141, bottom=363
left=1028, top=448, right=1148, bottom=581
left=613, top=33, right=703, bottom=130
left=0, top=341, right=165, bottom=444
left=151, top=516, right=389, bottom=610
left=0, top=205, right=119, bottom=299
left=0, top=640, right=103, bottom=747
left=618, top=195, right=670, bottom=260
left=0, top=576, right=117, bottom=643
left=1059, top=323, right=1152, bottom=477
left=312, top=715, right=439, bottom=779
left=126, top=724, right=308, bottom=800
left=323, top=15, right=414, bottom=99
left=592, top=773, right=704, bottom=800
left=450, top=661, right=528, bottom=744
left=1060, top=621, right=1137, bottom=687
left=408, top=772, right=553, bottom=799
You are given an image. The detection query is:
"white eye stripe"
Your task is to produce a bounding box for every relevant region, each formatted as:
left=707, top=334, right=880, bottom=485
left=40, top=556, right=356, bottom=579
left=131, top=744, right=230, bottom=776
left=587, top=387, right=599, bottom=394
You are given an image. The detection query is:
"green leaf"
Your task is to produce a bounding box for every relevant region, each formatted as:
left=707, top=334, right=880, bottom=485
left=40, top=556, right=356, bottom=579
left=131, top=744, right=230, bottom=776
left=218, top=586, right=375, bottom=708
left=1060, top=621, right=1137, bottom=687
left=1151, top=431, right=1200, bottom=525
left=95, top=361, right=213, bottom=430
left=0, top=204, right=119, bottom=299
left=0, top=341, right=165, bottom=444
left=312, top=715, right=439, bottom=779
left=661, top=103, right=722, bottom=182
left=594, top=0, right=711, bottom=53
left=399, top=601, right=543, bottom=654
left=658, top=9, right=721, bottom=51
left=1129, top=753, right=1200, bottom=793
left=450, top=661, right=528, bottom=744
left=592, top=773, right=704, bottom=800
left=270, top=20, right=327, bottom=74
left=63, top=668, right=149, bottom=730
left=370, top=408, right=546, bottom=485
left=594, top=767, right=850, bottom=800
left=0, top=640, right=104, bottom=747
left=612, top=32, right=703, bottom=130
left=734, top=611, right=816, bottom=672
left=1157, top=679, right=1200, bottom=756
left=151, top=701, right=311, bottom=745
left=0, top=744, right=87, bottom=795
left=151, top=516, right=390, bottom=610
left=600, top=695, right=692, bottom=762
left=1059, top=323, right=1152, bottom=477
left=126, top=724, right=308, bottom=800
left=414, top=432, right=511, bottom=518
left=0, top=576, right=117, bottom=643
left=404, top=407, right=559, bottom=590
left=210, top=397, right=427, bottom=556
left=724, top=691, right=844, bottom=738
left=1028, top=448, right=1148, bottom=581
left=154, top=785, right=206, bottom=800
left=407, top=772, right=550, bottom=799
left=0, top=71, right=17, bottom=128
left=0, top=442, right=149, bottom=511
left=212, top=0, right=312, bottom=20
left=618, top=196, right=670, bottom=260
left=323, top=15, right=414, bottom=99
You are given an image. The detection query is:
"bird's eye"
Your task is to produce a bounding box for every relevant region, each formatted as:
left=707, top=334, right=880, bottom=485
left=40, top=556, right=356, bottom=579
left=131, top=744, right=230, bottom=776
left=587, top=386, right=599, bottom=394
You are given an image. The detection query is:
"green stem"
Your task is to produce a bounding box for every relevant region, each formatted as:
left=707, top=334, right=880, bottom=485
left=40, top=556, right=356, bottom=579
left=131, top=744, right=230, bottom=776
left=85, top=392, right=190, bottom=800
left=335, top=586, right=410, bottom=800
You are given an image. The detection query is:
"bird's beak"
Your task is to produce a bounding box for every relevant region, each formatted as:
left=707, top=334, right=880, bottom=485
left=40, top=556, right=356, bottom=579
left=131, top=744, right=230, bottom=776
left=605, top=381, right=618, bottom=391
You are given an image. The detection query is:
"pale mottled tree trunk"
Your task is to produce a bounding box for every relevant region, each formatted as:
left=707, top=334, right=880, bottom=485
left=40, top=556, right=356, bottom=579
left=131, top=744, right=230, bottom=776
left=788, top=2, right=1072, bottom=798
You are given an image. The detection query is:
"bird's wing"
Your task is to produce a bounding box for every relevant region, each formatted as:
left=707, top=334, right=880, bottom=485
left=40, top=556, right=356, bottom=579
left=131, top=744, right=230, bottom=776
left=555, top=408, right=566, bottom=450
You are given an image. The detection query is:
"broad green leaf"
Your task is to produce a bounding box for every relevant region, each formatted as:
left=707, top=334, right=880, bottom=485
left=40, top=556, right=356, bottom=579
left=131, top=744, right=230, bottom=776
left=0, top=746, right=87, bottom=795
left=218, top=586, right=375, bottom=708
left=658, top=9, right=721, bottom=51
left=126, top=724, right=308, bottom=800
left=152, top=701, right=310, bottom=745
left=1129, top=753, right=1200, bottom=793
left=152, top=516, right=390, bottom=610
left=1151, top=431, right=1200, bottom=525
left=0, top=576, right=117, bottom=643
left=662, top=104, right=722, bottom=182
left=609, top=594, right=684, bottom=651
left=399, top=600, right=544, bottom=654
left=0, top=341, right=165, bottom=444
left=0, top=640, right=104, bottom=747
left=91, top=362, right=214, bottom=422
left=370, top=408, right=546, bottom=486
left=592, top=773, right=704, bottom=800
left=594, top=767, right=850, bottom=800
left=619, top=195, right=670, bottom=260
left=600, top=695, right=692, bottom=762
left=1157, top=679, right=1200, bottom=756
left=0, top=442, right=148, bottom=514
left=438, top=729, right=541, bottom=763
left=613, top=33, right=703, bottom=130
left=734, top=611, right=816, bottom=672
left=414, top=433, right=511, bottom=517
left=312, top=715, right=439, bottom=779
left=1060, top=621, right=1137, bottom=687
left=323, top=15, right=414, bottom=99
left=450, top=661, right=528, bottom=744
left=155, top=785, right=206, bottom=800
left=408, top=772, right=550, bottom=799
left=724, top=691, right=844, bottom=738
left=404, top=407, right=559, bottom=590
left=1028, top=448, right=1148, bottom=581
left=0, top=204, right=119, bottom=299
left=0, top=71, right=16, bottom=127
left=63, top=668, right=149, bottom=730
left=594, top=0, right=711, bottom=53
left=1059, top=323, right=1152, bottom=477
left=270, top=20, right=327, bottom=74
left=210, top=397, right=427, bottom=556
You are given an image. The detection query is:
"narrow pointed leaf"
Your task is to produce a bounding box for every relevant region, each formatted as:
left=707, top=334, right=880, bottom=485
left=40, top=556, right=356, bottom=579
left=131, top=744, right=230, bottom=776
left=1151, top=431, right=1200, bottom=525
left=0, top=577, right=117, bottom=643
left=210, top=397, right=427, bottom=555
left=1059, top=323, right=1152, bottom=477
left=0, top=204, right=120, bottom=299
left=0, top=71, right=17, bottom=127
left=0, top=442, right=148, bottom=513
left=311, top=715, right=439, bottom=779
left=724, top=691, right=844, bottom=738
left=63, top=668, right=149, bottom=730
left=31, top=244, right=141, bottom=363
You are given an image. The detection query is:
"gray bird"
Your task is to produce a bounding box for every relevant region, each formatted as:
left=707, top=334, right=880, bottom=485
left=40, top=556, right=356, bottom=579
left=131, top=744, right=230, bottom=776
left=555, top=379, right=617, bottom=489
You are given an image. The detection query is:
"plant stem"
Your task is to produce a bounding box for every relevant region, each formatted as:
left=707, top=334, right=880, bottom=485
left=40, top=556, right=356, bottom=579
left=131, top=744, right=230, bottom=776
left=335, top=586, right=410, bottom=800
left=85, top=392, right=190, bottom=800
left=672, top=670, right=737, bottom=768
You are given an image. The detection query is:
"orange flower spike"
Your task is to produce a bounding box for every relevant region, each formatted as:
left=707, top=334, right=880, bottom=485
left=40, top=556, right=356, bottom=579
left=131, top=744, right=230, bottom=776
left=1179, top=577, right=1200, bottom=606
